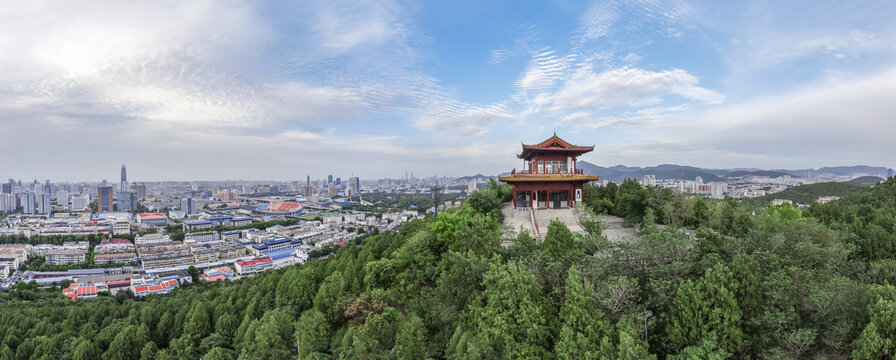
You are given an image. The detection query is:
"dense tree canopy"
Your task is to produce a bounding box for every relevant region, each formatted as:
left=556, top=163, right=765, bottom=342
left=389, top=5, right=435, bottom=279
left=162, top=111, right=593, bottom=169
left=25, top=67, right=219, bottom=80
left=2, top=178, right=896, bottom=359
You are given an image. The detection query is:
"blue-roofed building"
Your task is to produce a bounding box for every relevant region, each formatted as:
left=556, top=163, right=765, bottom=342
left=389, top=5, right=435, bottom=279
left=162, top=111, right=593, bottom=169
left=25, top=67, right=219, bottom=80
left=221, top=230, right=243, bottom=240
left=267, top=248, right=299, bottom=268
left=250, top=236, right=304, bottom=256
left=182, top=220, right=213, bottom=232
left=232, top=217, right=253, bottom=226
left=205, top=215, right=233, bottom=226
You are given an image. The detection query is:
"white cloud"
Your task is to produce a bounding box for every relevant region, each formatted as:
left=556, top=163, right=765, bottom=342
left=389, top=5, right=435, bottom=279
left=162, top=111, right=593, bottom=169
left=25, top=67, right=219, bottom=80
left=412, top=102, right=515, bottom=137
left=515, top=49, right=574, bottom=92
left=540, top=67, right=723, bottom=114
left=597, top=67, right=896, bottom=168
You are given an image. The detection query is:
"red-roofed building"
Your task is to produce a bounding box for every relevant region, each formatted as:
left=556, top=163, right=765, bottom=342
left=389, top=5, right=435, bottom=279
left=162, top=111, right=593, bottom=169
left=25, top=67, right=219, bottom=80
left=62, top=283, right=108, bottom=301
left=130, top=277, right=178, bottom=297
left=200, top=266, right=234, bottom=281
left=234, top=257, right=273, bottom=275
left=269, top=202, right=302, bottom=212
left=335, top=241, right=346, bottom=248
left=137, top=213, right=169, bottom=226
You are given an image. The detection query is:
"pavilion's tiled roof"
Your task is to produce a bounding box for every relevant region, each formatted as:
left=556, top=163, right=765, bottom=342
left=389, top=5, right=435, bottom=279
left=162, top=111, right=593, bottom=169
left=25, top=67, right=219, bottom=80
left=517, top=134, right=594, bottom=159
left=498, top=174, right=600, bottom=182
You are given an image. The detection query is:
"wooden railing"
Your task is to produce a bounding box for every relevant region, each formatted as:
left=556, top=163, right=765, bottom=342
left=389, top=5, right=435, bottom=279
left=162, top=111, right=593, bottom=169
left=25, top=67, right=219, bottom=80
left=515, top=168, right=584, bottom=175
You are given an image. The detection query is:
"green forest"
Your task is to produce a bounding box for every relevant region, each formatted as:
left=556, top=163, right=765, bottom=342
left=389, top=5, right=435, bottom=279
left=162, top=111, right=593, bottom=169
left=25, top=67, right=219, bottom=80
left=2, top=178, right=896, bottom=359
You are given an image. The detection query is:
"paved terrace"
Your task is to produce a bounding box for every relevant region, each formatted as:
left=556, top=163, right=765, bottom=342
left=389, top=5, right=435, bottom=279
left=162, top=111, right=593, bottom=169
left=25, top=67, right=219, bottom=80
left=501, top=202, right=642, bottom=244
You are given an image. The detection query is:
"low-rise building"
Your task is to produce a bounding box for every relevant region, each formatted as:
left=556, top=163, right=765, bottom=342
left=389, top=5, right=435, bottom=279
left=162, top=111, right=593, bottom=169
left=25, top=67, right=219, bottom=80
left=199, top=266, right=234, bottom=282
left=94, top=252, right=138, bottom=265
left=221, top=230, right=243, bottom=240
left=234, top=257, right=273, bottom=275
left=137, top=213, right=168, bottom=226
left=62, top=282, right=109, bottom=301
left=46, top=250, right=87, bottom=265
left=188, top=240, right=247, bottom=264
left=184, top=231, right=220, bottom=243
left=112, top=221, right=130, bottom=235
left=94, top=238, right=136, bottom=254
left=137, top=242, right=194, bottom=269
left=232, top=217, right=253, bottom=226
left=250, top=236, right=305, bottom=256
left=135, top=233, right=171, bottom=245
left=130, top=277, right=179, bottom=297
left=182, top=220, right=213, bottom=232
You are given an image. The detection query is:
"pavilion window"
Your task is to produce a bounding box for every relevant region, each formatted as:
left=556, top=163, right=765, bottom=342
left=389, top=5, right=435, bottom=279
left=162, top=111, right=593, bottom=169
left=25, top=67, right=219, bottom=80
left=545, top=160, right=567, bottom=173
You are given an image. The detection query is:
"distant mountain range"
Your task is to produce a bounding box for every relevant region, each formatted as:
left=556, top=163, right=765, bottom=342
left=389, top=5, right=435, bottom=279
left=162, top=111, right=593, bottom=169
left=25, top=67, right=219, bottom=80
left=576, top=162, right=894, bottom=183
left=484, top=162, right=893, bottom=184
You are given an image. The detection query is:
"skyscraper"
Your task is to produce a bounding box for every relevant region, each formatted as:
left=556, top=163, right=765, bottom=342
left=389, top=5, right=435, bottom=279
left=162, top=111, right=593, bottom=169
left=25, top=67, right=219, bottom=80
left=22, top=192, right=36, bottom=214
left=120, top=164, right=128, bottom=192
left=0, top=193, right=15, bottom=212
left=133, top=183, right=147, bottom=199
left=348, top=177, right=360, bottom=200
left=303, top=175, right=313, bottom=197
left=118, top=191, right=137, bottom=212
left=1, top=183, right=11, bottom=194
left=181, top=198, right=195, bottom=215
left=97, top=186, right=114, bottom=213
left=71, top=195, right=90, bottom=211
left=327, top=175, right=333, bottom=185
left=37, top=193, right=52, bottom=214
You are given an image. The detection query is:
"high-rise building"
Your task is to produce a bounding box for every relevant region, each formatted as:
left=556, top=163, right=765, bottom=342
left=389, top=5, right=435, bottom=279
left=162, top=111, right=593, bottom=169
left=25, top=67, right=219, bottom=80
left=22, top=192, right=36, bottom=214
left=181, top=198, right=195, bottom=215
left=56, top=190, right=70, bottom=208
left=642, top=175, right=657, bottom=186
left=118, top=191, right=137, bottom=212
left=71, top=195, right=90, bottom=211
left=97, top=186, right=114, bottom=213
left=695, top=176, right=703, bottom=185
left=1, top=183, right=11, bottom=194
left=120, top=165, right=128, bottom=192
left=327, top=175, right=333, bottom=185
left=132, top=183, right=147, bottom=199
left=37, top=193, right=52, bottom=214
left=348, top=177, right=360, bottom=199
left=335, top=177, right=341, bottom=186
left=0, top=194, right=16, bottom=212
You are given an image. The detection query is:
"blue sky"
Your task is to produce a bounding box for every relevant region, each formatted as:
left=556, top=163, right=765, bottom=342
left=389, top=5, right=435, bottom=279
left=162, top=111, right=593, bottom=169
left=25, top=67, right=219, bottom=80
left=1, top=0, right=895, bottom=181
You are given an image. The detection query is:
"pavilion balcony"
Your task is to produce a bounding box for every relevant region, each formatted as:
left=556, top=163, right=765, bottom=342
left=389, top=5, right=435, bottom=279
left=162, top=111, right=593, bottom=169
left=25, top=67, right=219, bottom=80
left=513, top=168, right=585, bottom=175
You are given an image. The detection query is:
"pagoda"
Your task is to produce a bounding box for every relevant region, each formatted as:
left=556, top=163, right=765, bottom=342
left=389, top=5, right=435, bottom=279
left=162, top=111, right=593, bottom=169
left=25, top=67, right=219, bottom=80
left=498, top=134, right=600, bottom=209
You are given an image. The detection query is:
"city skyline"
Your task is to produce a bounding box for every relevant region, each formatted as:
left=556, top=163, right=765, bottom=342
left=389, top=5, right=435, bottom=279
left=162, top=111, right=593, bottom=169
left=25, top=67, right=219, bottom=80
left=2, top=1, right=896, bottom=180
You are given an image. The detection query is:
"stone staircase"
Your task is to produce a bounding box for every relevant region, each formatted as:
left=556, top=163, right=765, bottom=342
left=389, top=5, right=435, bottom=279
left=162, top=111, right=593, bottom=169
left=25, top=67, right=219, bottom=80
left=502, top=204, right=588, bottom=241
left=532, top=208, right=585, bottom=239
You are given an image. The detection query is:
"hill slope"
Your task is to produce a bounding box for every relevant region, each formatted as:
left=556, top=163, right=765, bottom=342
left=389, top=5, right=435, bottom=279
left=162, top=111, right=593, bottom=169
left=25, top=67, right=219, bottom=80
left=576, top=161, right=724, bottom=183
left=754, top=181, right=868, bottom=204
left=850, top=176, right=885, bottom=185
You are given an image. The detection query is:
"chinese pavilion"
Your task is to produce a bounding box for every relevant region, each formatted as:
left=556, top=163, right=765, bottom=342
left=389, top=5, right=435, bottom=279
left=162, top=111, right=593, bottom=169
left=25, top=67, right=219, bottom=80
left=498, top=134, right=600, bottom=209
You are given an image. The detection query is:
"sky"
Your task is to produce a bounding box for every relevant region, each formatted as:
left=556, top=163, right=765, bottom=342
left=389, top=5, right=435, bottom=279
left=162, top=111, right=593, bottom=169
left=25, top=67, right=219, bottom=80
left=1, top=0, right=895, bottom=181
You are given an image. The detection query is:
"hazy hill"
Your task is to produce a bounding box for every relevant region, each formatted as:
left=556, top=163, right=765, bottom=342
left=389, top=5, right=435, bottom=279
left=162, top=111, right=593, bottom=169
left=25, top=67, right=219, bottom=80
left=484, top=163, right=892, bottom=183
left=783, top=165, right=892, bottom=178
left=724, top=170, right=794, bottom=179
left=850, top=176, right=885, bottom=185
left=456, top=174, right=494, bottom=182
left=752, top=181, right=869, bottom=205
left=576, top=161, right=724, bottom=183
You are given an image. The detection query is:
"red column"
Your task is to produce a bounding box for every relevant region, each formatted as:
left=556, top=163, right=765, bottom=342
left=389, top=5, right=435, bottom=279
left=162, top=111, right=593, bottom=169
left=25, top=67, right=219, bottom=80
left=512, top=189, right=517, bottom=208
